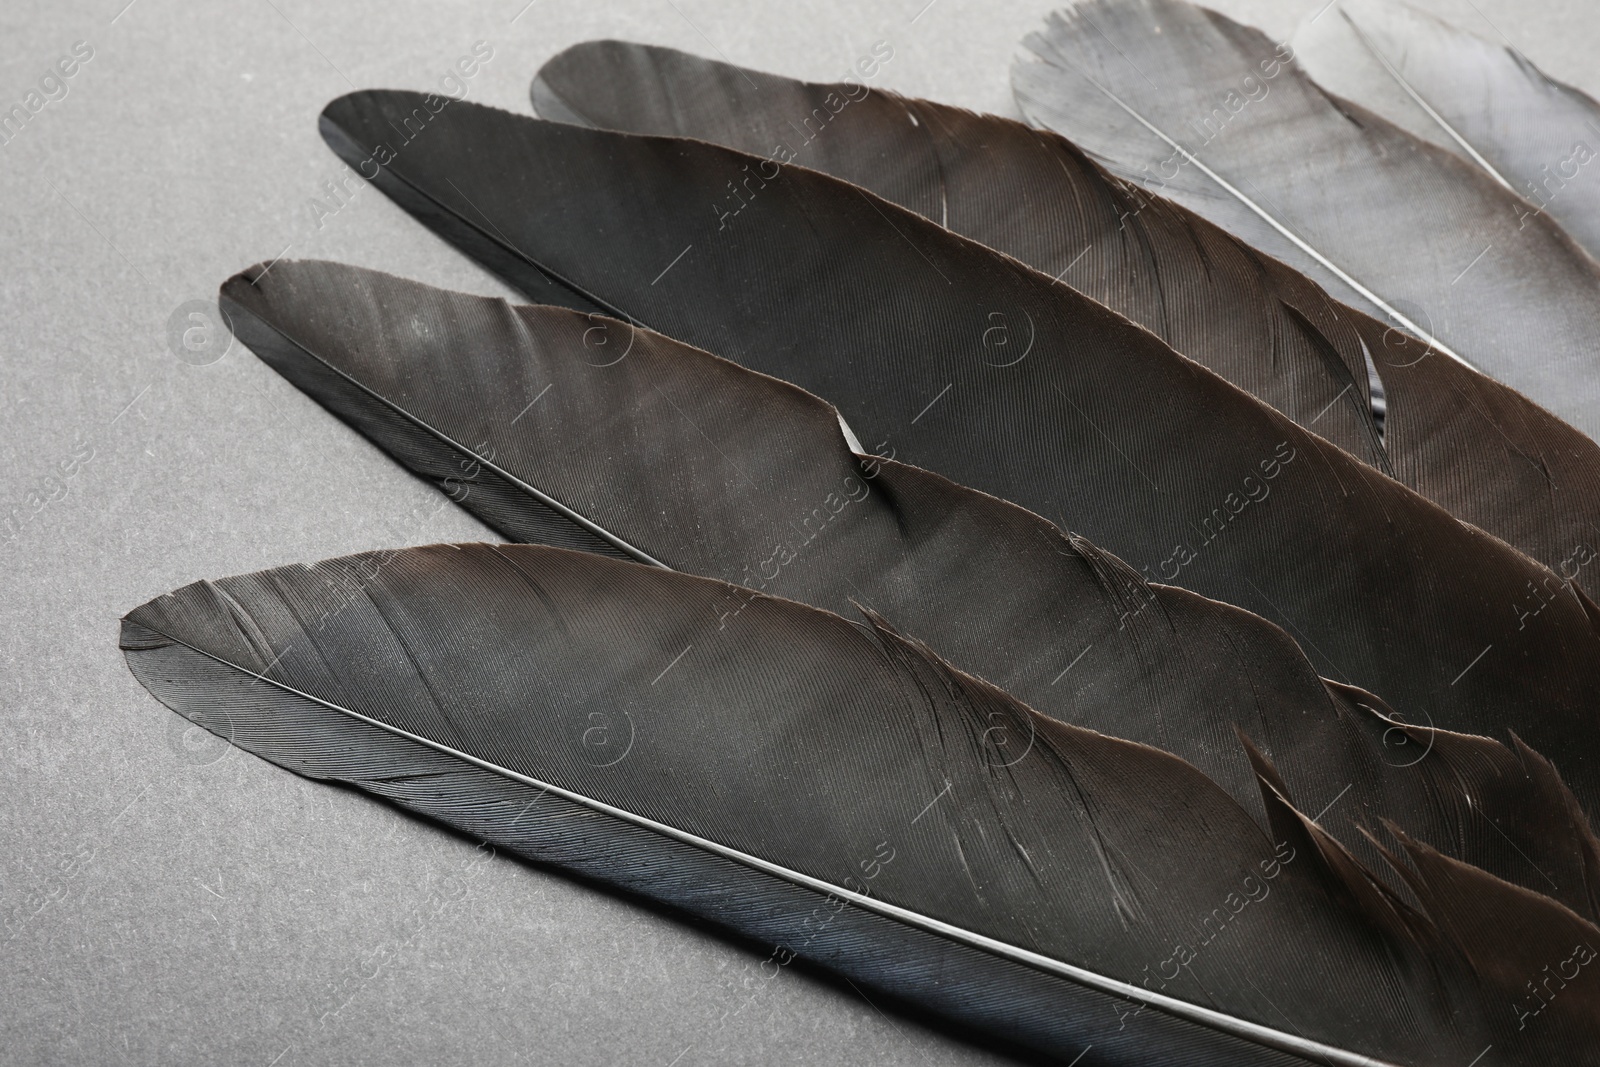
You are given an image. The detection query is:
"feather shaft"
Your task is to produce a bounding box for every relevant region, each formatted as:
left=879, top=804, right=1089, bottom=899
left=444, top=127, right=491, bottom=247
left=122, top=543, right=1600, bottom=1063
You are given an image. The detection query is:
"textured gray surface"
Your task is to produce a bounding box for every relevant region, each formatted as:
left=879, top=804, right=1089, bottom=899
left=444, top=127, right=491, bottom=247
left=1, top=1, right=1595, bottom=1064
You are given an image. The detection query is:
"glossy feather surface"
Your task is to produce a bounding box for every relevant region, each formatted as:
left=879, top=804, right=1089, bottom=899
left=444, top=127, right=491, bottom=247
left=120, top=543, right=1600, bottom=1064
left=223, top=258, right=1600, bottom=917
left=532, top=40, right=1600, bottom=604
left=314, top=93, right=1600, bottom=812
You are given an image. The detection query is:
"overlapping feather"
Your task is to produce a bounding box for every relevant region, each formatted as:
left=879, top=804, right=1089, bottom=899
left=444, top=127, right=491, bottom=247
left=1295, top=0, right=1600, bottom=261
left=529, top=40, right=1600, bottom=603
left=112, top=7, right=1600, bottom=1063
left=1012, top=0, right=1600, bottom=441
left=313, top=90, right=1600, bottom=811
left=220, top=258, right=1600, bottom=915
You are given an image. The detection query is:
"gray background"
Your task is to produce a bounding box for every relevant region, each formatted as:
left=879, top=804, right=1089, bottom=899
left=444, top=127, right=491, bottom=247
left=1, top=1, right=1593, bottom=1064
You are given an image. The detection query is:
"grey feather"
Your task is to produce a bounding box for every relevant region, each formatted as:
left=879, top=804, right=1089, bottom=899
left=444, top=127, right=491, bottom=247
left=1012, top=0, right=1600, bottom=441
left=1295, top=0, right=1600, bottom=261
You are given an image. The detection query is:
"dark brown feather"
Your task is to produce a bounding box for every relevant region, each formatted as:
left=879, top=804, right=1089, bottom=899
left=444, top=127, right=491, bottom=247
left=314, top=92, right=1600, bottom=816
left=531, top=40, right=1600, bottom=604
left=222, top=259, right=1600, bottom=917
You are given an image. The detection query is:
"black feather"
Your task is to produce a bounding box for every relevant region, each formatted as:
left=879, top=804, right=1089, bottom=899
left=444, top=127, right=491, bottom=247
left=221, top=259, right=1600, bottom=916
left=119, top=542, right=1600, bottom=1064
left=530, top=39, right=1600, bottom=604
left=312, top=91, right=1600, bottom=812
